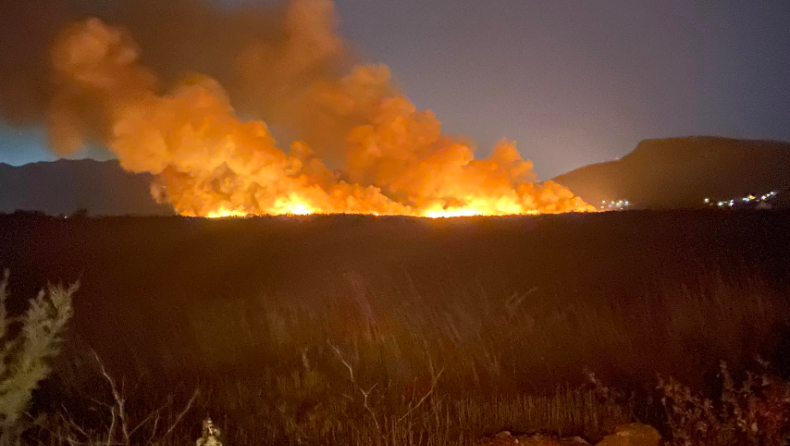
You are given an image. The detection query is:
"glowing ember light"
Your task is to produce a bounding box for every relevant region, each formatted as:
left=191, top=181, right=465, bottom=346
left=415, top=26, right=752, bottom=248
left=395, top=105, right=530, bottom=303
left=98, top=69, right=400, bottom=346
left=423, top=208, right=482, bottom=218
left=288, top=203, right=313, bottom=215
left=273, top=199, right=315, bottom=216
left=206, top=207, right=248, bottom=219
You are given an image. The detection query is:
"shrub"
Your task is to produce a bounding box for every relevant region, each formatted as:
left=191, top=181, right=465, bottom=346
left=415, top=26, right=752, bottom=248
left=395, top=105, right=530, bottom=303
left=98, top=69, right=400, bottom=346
left=659, top=361, right=790, bottom=446
left=0, top=270, right=76, bottom=444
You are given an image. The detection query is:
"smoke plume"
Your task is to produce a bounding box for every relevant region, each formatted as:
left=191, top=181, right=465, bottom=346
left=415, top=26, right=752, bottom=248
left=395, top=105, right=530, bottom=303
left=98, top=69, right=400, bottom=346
left=6, top=0, right=593, bottom=217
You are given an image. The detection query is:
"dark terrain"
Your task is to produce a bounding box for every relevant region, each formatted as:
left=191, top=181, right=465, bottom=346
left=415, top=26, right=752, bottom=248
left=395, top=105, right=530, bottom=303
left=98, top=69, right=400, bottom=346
left=0, top=159, right=172, bottom=216
left=554, top=136, right=790, bottom=208
left=1, top=211, right=789, bottom=444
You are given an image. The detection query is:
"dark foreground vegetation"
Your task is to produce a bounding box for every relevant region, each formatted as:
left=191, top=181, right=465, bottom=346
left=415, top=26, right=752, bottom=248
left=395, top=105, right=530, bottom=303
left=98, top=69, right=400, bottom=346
left=1, top=211, right=790, bottom=445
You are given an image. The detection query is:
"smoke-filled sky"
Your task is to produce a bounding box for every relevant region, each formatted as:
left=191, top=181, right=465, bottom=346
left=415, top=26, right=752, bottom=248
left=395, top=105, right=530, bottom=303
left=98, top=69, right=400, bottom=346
left=1, top=0, right=789, bottom=180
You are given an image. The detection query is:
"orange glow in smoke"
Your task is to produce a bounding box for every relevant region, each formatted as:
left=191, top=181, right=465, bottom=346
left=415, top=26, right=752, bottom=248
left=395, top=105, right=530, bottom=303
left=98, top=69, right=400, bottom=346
left=48, top=4, right=596, bottom=219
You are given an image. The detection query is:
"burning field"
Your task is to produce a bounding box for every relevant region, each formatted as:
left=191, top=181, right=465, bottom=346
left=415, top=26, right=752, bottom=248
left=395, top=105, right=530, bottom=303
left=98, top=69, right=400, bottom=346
left=4, top=0, right=592, bottom=218
left=3, top=1, right=790, bottom=444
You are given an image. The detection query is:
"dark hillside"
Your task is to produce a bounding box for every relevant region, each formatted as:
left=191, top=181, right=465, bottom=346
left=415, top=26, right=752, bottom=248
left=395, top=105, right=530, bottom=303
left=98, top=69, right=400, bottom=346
left=0, top=159, right=172, bottom=216
left=553, top=137, right=790, bottom=208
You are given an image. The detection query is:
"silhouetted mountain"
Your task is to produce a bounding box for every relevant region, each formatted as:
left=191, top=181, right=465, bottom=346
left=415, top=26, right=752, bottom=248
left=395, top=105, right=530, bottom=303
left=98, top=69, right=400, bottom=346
left=2, top=137, right=789, bottom=215
left=0, top=159, right=172, bottom=216
left=553, top=136, right=790, bottom=209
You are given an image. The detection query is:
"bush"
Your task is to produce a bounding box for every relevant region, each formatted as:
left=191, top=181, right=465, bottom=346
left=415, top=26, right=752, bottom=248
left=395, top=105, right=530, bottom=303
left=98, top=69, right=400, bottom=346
left=659, top=361, right=790, bottom=446
left=0, top=270, right=76, bottom=444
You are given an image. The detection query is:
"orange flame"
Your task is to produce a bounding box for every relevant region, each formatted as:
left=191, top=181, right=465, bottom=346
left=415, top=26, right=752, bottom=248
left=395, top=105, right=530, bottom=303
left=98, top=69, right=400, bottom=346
left=205, top=207, right=248, bottom=219
left=48, top=3, right=595, bottom=219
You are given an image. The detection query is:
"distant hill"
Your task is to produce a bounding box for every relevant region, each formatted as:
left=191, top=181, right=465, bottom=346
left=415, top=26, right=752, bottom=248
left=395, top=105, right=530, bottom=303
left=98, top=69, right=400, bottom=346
left=553, top=136, right=790, bottom=209
left=2, top=137, right=789, bottom=215
left=0, top=159, right=172, bottom=216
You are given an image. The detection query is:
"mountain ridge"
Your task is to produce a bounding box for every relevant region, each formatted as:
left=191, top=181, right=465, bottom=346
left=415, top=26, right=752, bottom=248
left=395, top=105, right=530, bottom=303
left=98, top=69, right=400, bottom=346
left=0, top=158, right=172, bottom=216
left=553, top=136, right=790, bottom=208
left=2, top=135, right=788, bottom=215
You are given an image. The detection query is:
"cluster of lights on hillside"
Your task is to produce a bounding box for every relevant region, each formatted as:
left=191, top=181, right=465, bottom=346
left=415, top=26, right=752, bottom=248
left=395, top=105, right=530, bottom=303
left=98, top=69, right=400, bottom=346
left=703, top=191, right=779, bottom=209
left=600, top=199, right=631, bottom=210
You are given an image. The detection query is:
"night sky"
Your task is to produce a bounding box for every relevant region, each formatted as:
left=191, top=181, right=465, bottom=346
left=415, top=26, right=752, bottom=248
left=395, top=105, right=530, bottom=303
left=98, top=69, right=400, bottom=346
left=1, top=0, right=789, bottom=179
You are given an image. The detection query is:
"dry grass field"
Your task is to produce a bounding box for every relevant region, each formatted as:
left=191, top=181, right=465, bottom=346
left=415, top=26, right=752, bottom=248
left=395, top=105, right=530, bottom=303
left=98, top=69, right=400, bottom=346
left=1, top=210, right=789, bottom=445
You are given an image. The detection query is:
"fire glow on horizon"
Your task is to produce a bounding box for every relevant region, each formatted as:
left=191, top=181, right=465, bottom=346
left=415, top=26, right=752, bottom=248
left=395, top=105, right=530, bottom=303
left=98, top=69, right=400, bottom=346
left=46, top=0, right=594, bottom=219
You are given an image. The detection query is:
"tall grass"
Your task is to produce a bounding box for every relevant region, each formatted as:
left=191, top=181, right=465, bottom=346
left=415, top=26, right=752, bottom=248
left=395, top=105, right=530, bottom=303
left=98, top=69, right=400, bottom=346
left=36, top=385, right=630, bottom=446
left=33, top=270, right=788, bottom=446
left=2, top=213, right=789, bottom=445
left=182, top=270, right=788, bottom=391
